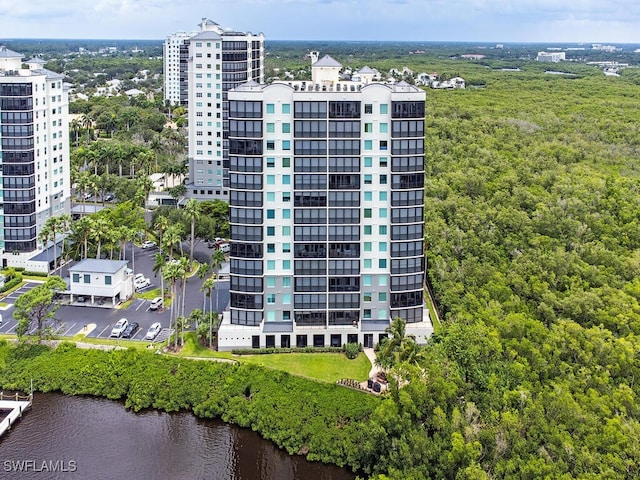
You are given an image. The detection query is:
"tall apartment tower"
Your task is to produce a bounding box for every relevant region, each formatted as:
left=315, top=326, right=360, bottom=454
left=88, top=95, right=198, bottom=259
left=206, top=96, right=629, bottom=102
left=218, top=55, right=432, bottom=351
left=164, top=19, right=265, bottom=201
left=0, top=47, right=70, bottom=267
left=163, top=31, right=197, bottom=106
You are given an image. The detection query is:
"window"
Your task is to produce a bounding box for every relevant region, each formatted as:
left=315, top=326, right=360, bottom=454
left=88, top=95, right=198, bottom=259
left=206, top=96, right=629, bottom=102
left=282, top=123, right=290, bottom=133
left=283, top=243, right=291, bottom=253
left=364, top=309, right=372, bottom=319
left=364, top=123, right=373, bottom=133
left=267, top=175, right=275, bottom=185
left=364, top=104, right=373, bottom=114
left=283, top=260, right=291, bottom=270
left=380, top=104, right=388, bottom=114
left=364, top=140, right=372, bottom=150
left=380, top=174, right=388, bottom=185
left=364, top=191, right=372, bottom=201
left=267, top=226, right=275, bottom=236
left=364, top=259, right=372, bottom=268
left=266, top=277, right=276, bottom=287
left=267, top=157, right=275, bottom=168
left=379, top=292, right=387, bottom=301
left=266, top=104, right=275, bottom=114
left=267, top=209, right=275, bottom=219
left=267, top=140, right=275, bottom=150
left=364, top=157, right=372, bottom=167
left=283, top=192, right=291, bottom=202
left=379, top=208, right=388, bottom=218
left=282, top=104, right=291, bottom=114
left=364, top=175, right=372, bottom=185
left=267, top=243, right=275, bottom=253
left=379, top=225, right=387, bottom=235
left=105, top=275, right=112, bottom=285
left=363, top=275, right=372, bottom=287
left=283, top=175, right=291, bottom=184
left=266, top=123, right=275, bottom=133
left=283, top=226, right=291, bottom=236
left=364, top=242, right=372, bottom=252
left=267, top=260, right=276, bottom=270
left=378, top=276, right=388, bottom=286
left=379, top=192, right=387, bottom=201
left=267, top=192, right=275, bottom=202
left=364, top=225, right=372, bottom=235
left=72, top=273, right=79, bottom=283
left=364, top=209, right=372, bottom=218
left=380, top=123, right=388, bottom=133
left=380, top=140, right=388, bottom=150
left=379, top=259, right=387, bottom=268
left=283, top=277, right=292, bottom=287
left=283, top=209, right=291, bottom=219
left=283, top=140, right=291, bottom=150
left=364, top=292, right=372, bottom=302
left=267, top=294, right=276, bottom=304
left=282, top=158, right=291, bottom=167
left=84, top=274, right=90, bottom=283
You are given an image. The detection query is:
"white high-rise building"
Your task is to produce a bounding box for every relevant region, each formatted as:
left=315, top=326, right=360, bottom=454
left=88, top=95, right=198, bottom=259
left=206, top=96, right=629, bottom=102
left=218, top=55, right=432, bottom=351
left=163, top=31, right=197, bottom=106
left=163, top=19, right=265, bottom=201
left=0, top=47, right=70, bottom=269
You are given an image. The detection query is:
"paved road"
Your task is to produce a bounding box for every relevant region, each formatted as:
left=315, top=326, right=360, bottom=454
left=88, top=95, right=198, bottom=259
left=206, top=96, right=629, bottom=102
left=0, top=241, right=230, bottom=343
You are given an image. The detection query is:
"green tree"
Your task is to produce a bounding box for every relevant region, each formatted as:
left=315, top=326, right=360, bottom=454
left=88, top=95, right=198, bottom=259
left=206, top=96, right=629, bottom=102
left=184, top=198, right=202, bottom=268
left=14, top=276, right=66, bottom=343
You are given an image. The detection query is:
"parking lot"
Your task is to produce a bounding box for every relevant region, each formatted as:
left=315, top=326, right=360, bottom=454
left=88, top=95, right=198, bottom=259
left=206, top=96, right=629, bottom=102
left=0, top=241, right=230, bottom=343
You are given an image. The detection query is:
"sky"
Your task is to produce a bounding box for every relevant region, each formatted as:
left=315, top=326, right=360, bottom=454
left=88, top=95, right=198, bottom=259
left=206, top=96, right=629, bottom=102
left=0, top=0, right=639, bottom=43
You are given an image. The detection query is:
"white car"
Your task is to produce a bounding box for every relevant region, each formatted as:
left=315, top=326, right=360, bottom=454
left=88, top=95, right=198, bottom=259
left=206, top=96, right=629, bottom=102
left=134, top=277, right=151, bottom=290
left=149, top=297, right=164, bottom=310
left=110, top=318, right=129, bottom=337
left=141, top=240, right=157, bottom=249
left=145, top=322, right=162, bottom=341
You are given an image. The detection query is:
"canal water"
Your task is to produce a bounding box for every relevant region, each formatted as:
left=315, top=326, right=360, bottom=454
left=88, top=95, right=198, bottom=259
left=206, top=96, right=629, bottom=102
left=0, top=393, right=356, bottom=480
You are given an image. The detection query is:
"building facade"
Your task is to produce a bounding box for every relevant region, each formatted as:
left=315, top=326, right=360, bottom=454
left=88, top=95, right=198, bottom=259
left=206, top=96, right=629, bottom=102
left=163, top=31, right=197, bottom=106
left=164, top=19, right=265, bottom=201
left=218, top=55, right=432, bottom=351
left=0, top=47, right=70, bottom=266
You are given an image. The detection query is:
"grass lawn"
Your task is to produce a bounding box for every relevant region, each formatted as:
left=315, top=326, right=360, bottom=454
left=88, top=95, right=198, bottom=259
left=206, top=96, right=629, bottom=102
left=175, top=332, right=235, bottom=360
left=240, top=351, right=372, bottom=383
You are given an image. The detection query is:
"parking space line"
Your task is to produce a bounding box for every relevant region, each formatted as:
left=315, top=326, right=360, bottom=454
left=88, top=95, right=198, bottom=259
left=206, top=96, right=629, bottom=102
left=53, top=324, right=67, bottom=335
left=135, top=300, right=146, bottom=311
left=97, top=325, right=111, bottom=337
left=62, top=323, right=77, bottom=336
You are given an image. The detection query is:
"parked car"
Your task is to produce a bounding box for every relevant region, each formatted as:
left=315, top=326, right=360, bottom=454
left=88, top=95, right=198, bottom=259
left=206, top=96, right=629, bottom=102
left=110, top=318, right=129, bottom=337
left=134, top=277, right=151, bottom=290
left=134, top=273, right=146, bottom=282
left=149, top=297, right=164, bottom=310
left=219, top=243, right=230, bottom=253
left=144, top=322, right=162, bottom=341
left=82, top=192, right=92, bottom=200
left=141, top=240, right=157, bottom=249
left=121, top=322, right=139, bottom=338
left=103, top=193, right=114, bottom=202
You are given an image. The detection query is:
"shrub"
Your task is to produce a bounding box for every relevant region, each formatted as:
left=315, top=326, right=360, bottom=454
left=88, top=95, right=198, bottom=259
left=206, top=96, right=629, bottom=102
left=232, top=346, right=344, bottom=355
left=344, top=342, right=361, bottom=359
left=23, top=271, right=49, bottom=277
left=0, top=274, right=23, bottom=293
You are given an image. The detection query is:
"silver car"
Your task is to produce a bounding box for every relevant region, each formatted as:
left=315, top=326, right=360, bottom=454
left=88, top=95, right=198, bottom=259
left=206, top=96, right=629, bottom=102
left=145, top=322, right=162, bottom=341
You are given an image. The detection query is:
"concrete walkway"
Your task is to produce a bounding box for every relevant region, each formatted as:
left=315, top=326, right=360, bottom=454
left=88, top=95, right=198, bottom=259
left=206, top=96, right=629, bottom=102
left=363, top=348, right=380, bottom=379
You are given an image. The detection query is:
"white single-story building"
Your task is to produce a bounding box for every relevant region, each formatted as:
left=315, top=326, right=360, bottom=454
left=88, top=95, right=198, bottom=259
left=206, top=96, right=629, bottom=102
left=68, top=259, right=133, bottom=306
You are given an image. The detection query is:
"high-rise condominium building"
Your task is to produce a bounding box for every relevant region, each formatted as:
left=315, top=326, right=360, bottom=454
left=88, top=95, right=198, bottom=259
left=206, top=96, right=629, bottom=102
left=0, top=47, right=70, bottom=268
left=164, top=19, right=265, bottom=201
left=217, top=54, right=432, bottom=351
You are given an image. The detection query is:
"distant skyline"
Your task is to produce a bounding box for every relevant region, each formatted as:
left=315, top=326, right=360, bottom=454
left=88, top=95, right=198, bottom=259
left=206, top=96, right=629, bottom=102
left=0, top=0, right=639, bottom=44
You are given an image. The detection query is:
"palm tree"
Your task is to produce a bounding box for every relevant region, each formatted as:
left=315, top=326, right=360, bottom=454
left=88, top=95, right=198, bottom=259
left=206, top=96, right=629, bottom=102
left=152, top=252, right=166, bottom=305
left=163, top=224, right=184, bottom=260
left=75, top=171, right=91, bottom=216
left=163, top=260, right=185, bottom=349
left=70, top=118, right=81, bottom=147
left=184, top=199, right=201, bottom=268
left=38, top=222, right=53, bottom=272
left=201, top=276, right=216, bottom=348
left=56, top=214, right=72, bottom=270
left=211, top=248, right=226, bottom=316
left=80, top=113, right=93, bottom=144
left=154, top=216, right=169, bottom=256
left=197, top=262, right=212, bottom=318
left=91, top=217, right=111, bottom=259
left=73, top=216, right=94, bottom=259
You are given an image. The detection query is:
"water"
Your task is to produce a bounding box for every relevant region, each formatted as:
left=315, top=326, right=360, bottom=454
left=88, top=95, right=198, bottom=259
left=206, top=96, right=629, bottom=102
left=0, top=393, right=356, bottom=480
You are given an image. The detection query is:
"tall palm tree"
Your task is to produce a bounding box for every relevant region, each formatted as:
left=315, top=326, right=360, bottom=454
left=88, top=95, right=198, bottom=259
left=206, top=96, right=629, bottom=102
left=75, top=171, right=91, bottom=216
left=73, top=216, right=94, bottom=259
left=163, top=224, right=183, bottom=260
left=91, top=217, right=111, bottom=259
left=70, top=118, right=81, bottom=146
left=211, top=248, right=226, bottom=316
left=163, top=260, right=185, bottom=349
left=56, top=214, right=71, bottom=270
left=38, top=223, right=53, bottom=272
left=197, top=262, right=212, bottom=317
left=154, top=216, right=169, bottom=256
left=80, top=113, right=93, bottom=144
left=184, top=199, right=201, bottom=269
left=201, top=276, right=216, bottom=348
left=152, top=252, right=166, bottom=304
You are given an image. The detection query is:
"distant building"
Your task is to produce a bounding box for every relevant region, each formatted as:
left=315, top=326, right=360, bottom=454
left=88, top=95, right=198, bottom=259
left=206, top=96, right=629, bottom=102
left=460, top=54, right=486, bottom=60
left=68, top=259, right=133, bottom=306
left=218, top=53, right=432, bottom=351
left=432, top=77, right=465, bottom=89
left=0, top=47, right=71, bottom=269
left=164, top=18, right=265, bottom=201
left=537, top=51, right=566, bottom=62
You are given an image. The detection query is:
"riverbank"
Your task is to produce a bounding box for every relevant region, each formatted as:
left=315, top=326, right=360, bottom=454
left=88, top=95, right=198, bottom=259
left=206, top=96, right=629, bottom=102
left=0, top=340, right=381, bottom=475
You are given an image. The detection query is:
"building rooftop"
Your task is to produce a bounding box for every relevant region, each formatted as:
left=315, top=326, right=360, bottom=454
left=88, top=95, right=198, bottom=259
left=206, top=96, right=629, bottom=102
left=313, top=54, right=342, bottom=68
left=26, top=57, right=47, bottom=64
left=192, top=31, right=222, bottom=40
left=69, top=259, right=128, bottom=274
left=0, top=46, right=22, bottom=59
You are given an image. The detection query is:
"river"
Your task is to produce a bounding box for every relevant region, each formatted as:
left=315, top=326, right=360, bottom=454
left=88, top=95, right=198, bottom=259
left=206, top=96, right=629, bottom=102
left=0, top=393, right=356, bottom=480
